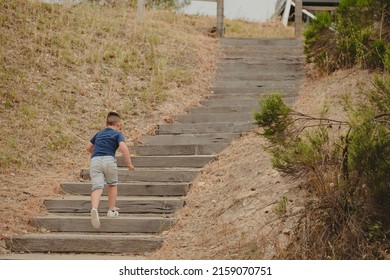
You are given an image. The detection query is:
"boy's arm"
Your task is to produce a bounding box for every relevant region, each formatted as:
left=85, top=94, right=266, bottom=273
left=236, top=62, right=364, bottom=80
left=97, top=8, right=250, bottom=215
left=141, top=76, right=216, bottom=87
left=86, top=142, right=94, bottom=154
left=119, top=141, right=135, bottom=171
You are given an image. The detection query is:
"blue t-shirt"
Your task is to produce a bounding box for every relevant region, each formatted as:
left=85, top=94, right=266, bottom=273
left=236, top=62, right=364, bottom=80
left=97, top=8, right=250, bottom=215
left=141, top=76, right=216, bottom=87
left=90, top=128, right=125, bottom=158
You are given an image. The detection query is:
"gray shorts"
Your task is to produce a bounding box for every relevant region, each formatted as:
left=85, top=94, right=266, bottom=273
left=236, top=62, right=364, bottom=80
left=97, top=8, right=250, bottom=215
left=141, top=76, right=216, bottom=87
left=90, top=156, right=118, bottom=191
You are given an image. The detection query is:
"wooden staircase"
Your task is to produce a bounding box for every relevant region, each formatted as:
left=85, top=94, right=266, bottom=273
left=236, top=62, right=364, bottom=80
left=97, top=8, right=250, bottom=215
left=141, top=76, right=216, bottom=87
left=4, top=38, right=304, bottom=257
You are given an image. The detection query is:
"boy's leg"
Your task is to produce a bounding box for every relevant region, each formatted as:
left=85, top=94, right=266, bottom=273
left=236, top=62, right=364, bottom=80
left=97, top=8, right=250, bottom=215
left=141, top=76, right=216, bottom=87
left=90, top=157, right=104, bottom=229
left=107, top=185, right=117, bottom=210
left=91, top=189, right=103, bottom=229
left=105, top=157, right=119, bottom=217
left=90, top=157, right=104, bottom=209
left=91, top=188, right=104, bottom=209
left=107, top=185, right=119, bottom=217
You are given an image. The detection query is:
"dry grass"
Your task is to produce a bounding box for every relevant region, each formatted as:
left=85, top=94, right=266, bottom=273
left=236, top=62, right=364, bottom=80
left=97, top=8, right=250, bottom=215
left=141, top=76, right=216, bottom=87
left=0, top=0, right=219, bottom=238
left=156, top=12, right=295, bottom=38
left=0, top=0, right=293, bottom=241
left=224, top=20, right=294, bottom=38
left=285, top=69, right=390, bottom=259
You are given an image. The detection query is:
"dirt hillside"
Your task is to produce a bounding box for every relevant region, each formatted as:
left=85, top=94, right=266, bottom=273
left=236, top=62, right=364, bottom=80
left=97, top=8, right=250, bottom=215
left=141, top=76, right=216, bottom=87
left=0, top=1, right=380, bottom=259
left=152, top=68, right=376, bottom=259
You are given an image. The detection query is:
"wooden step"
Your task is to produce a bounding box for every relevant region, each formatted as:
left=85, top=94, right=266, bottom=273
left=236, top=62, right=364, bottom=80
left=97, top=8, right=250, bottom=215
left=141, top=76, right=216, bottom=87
left=216, top=69, right=303, bottom=80
left=220, top=38, right=303, bottom=47
left=206, top=92, right=298, bottom=99
left=116, top=155, right=214, bottom=168
left=222, top=53, right=305, bottom=62
left=131, top=143, right=228, bottom=155
left=215, top=72, right=304, bottom=81
left=202, top=97, right=295, bottom=107
left=31, top=215, right=175, bottom=233
left=212, top=85, right=300, bottom=94
left=80, top=167, right=200, bottom=182
left=0, top=253, right=146, bottom=260
left=140, top=133, right=240, bottom=145
left=157, top=122, right=255, bottom=134
left=5, top=233, right=163, bottom=254
left=60, top=182, right=189, bottom=196
left=189, top=106, right=256, bottom=113
left=44, top=196, right=184, bottom=214
left=213, top=79, right=301, bottom=89
left=217, top=61, right=303, bottom=71
left=221, top=57, right=304, bottom=66
left=175, top=113, right=253, bottom=123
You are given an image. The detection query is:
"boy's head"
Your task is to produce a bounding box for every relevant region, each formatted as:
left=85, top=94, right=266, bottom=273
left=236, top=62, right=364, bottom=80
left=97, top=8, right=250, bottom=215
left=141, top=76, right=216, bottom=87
left=106, top=112, right=121, bottom=127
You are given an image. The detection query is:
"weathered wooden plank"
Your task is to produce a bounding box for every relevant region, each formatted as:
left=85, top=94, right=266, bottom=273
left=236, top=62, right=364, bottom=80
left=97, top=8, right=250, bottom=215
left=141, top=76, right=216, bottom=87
left=140, top=133, right=240, bottom=145
left=175, top=113, right=253, bottom=123
left=157, top=122, right=256, bottom=134
left=220, top=58, right=304, bottom=67
left=222, top=47, right=304, bottom=55
left=131, top=143, right=228, bottom=156
left=189, top=106, right=256, bottom=113
left=211, top=84, right=300, bottom=94
left=220, top=38, right=302, bottom=47
left=0, top=253, right=145, bottom=260
left=202, top=99, right=258, bottom=107
left=211, top=87, right=298, bottom=94
left=201, top=98, right=298, bottom=108
left=60, top=182, right=189, bottom=196
left=116, top=155, right=214, bottom=168
left=217, top=65, right=304, bottom=74
left=215, top=72, right=304, bottom=81
left=80, top=168, right=200, bottom=182
left=217, top=63, right=303, bottom=74
left=44, top=196, right=184, bottom=214
left=207, top=92, right=299, bottom=100
left=213, top=79, right=301, bottom=89
left=5, top=233, right=163, bottom=253
left=31, top=216, right=175, bottom=233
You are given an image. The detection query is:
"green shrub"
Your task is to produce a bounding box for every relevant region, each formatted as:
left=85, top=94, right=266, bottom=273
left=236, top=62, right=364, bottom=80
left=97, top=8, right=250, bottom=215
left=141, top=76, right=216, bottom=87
left=255, top=94, right=343, bottom=193
left=254, top=93, right=292, bottom=144
left=347, top=76, right=390, bottom=200
left=384, top=46, right=390, bottom=71
left=304, top=0, right=390, bottom=72
left=254, top=77, right=390, bottom=258
left=304, top=12, right=336, bottom=73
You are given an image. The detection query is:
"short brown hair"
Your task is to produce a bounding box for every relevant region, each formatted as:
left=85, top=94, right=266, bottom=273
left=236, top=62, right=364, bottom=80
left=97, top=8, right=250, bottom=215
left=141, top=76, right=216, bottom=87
left=106, top=112, right=121, bottom=126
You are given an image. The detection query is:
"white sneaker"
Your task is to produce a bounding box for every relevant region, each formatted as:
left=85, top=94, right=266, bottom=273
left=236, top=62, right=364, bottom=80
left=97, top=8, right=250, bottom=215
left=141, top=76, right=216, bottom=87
left=107, top=208, right=119, bottom=218
left=91, top=208, right=100, bottom=229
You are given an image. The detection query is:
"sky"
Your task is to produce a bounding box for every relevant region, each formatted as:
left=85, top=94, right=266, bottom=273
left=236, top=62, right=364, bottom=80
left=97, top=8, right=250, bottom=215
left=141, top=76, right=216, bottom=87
left=180, top=0, right=279, bottom=22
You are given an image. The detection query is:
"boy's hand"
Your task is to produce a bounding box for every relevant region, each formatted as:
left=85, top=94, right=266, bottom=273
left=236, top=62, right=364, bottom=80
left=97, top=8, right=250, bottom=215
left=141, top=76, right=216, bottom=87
left=127, top=163, right=135, bottom=171
left=119, top=142, right=134, bottom=171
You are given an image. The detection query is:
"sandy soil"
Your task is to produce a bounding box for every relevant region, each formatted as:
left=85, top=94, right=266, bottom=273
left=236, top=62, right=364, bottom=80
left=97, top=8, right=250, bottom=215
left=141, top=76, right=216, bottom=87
left=151, top=68, right=376, bottom=259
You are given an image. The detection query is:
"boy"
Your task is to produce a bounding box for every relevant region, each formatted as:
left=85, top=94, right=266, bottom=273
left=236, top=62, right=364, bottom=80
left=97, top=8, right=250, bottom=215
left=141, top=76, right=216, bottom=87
left=85, top=112, right=134, bottom=229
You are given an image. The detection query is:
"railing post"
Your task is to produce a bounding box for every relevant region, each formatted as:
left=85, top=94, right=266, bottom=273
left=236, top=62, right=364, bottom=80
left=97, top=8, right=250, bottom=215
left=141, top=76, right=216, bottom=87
left=295, top=0, right=303, bottom=38
left=216, top=0, right=224, bottom=38
left=137, top=0, right=145, bottom=21
left=282, top=0, right=292, bottom=26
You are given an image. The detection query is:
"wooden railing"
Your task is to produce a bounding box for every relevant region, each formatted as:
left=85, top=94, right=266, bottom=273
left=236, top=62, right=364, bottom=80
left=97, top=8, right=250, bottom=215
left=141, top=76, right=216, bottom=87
left=282, top=0, right=316, bottom=29
left=135, top=0, right=317, bottom=39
